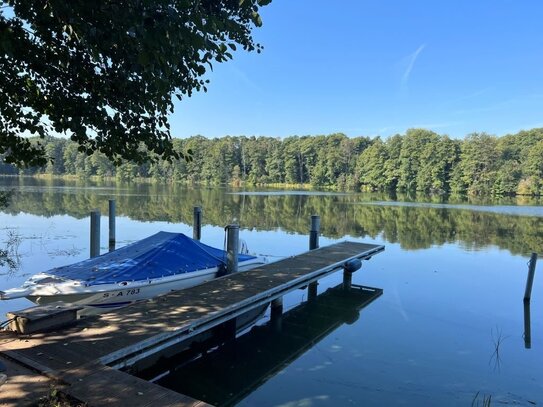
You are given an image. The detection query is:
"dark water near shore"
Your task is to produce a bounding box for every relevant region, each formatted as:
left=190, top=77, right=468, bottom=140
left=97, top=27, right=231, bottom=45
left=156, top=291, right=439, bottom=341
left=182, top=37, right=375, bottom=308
left=0, top=177, right=542, bottom=406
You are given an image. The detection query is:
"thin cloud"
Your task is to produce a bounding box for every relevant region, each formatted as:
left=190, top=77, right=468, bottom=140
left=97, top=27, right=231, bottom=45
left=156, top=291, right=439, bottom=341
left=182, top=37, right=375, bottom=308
left=447, top=87, right=493, bottom=104
left=453, top=98, right=517, bottom=115
left=401, top=44, right=426, bottom=87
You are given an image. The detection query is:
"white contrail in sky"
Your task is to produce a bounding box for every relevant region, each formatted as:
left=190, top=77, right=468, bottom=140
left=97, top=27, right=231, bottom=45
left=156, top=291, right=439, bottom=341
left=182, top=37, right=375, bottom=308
left=402, top=44, right=426, bottom=87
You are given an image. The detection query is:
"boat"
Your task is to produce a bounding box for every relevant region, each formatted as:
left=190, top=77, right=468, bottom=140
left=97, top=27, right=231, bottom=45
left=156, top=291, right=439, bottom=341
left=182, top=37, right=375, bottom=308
left=0, top=232, right=267, bottom=309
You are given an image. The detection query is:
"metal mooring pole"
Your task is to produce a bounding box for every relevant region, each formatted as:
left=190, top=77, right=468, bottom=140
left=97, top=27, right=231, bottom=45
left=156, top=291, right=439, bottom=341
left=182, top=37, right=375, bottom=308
left=90, top=210, right=101, bottom=258
left=308, top=215, right=320, bottom=301
left=226, top=224, right=239, bottom=274
left=193, top=206, right=202, bottom=241
left=108, top=199, right=116, bottom=252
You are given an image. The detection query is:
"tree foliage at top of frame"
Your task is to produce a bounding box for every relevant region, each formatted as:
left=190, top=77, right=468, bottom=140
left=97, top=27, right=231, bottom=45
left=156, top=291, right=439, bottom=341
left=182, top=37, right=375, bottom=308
left=0, top=0, right=271, bottom=167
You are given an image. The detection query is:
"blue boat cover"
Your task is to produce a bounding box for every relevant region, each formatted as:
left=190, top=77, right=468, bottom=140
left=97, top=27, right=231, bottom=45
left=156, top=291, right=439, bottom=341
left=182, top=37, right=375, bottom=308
left=47, top=232, right=256, bottom=286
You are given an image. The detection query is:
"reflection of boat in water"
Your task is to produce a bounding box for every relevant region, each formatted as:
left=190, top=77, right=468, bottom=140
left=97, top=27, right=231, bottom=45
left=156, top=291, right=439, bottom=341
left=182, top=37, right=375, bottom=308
left=0, top=232, right=266, bottom=309
left=148, top=283, right=382, bottom=406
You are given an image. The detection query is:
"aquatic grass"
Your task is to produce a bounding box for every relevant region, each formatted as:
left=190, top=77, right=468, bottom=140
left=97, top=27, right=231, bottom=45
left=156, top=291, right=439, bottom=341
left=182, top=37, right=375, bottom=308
left=489, top=326, right=509, bottom=372
left=0, top=229, right=22, bottom=276
left=471, top=391, right=492, bottom=407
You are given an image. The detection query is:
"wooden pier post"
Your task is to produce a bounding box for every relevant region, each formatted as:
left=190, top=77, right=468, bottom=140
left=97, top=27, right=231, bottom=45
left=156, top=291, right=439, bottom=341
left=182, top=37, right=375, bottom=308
left=226, top=224, right=239, bottom=274
left=308, top=215, right=320, bottom=301
left=524, top=253, right=537, bottom=302
left=271, top=297, right=283, bottom=332
left=193, top=206, right=202, bottom=241
left=108, top=199, right=116, bottom=252
left=90, top=210, right=100, bottom=258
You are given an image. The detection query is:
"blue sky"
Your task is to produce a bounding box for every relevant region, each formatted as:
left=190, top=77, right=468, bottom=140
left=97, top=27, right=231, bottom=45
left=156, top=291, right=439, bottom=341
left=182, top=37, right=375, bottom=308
left=170, top=0, right=543, bottom=140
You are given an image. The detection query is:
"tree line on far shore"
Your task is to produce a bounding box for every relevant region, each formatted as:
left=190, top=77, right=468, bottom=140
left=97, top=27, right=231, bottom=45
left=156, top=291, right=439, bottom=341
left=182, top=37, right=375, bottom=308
left=2, top=127, right=543, bottom=196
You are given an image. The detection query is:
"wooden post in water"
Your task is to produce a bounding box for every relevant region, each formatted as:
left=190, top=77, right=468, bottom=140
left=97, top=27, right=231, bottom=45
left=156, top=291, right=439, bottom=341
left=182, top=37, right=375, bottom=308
left=193, top=206, right=202, bottom=241
left=308, top=215, right=320, bottom=301
left=524, top=253, right=538, bottom=302
left=226, top=224, right=239, bottom=274
left=90, top=210, right=100, bottom=258
left=108, top=199, right=116, bottom=252
left=271, top=297, right=283, bottom=332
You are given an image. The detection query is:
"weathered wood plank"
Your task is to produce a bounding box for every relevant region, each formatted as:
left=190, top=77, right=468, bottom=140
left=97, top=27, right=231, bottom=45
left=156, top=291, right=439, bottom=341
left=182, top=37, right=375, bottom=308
left=65, top=363, right=207, bottom=407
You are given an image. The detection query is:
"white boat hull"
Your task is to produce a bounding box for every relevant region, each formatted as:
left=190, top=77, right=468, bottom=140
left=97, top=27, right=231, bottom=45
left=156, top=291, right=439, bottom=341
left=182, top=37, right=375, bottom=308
left=11, top=258, right=266, bottom=310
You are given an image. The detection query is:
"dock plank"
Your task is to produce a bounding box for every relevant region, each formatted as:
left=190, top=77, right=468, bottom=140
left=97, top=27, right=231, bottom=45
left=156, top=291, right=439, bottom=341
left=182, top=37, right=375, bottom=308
left=65, top=363, right=207, bottom=407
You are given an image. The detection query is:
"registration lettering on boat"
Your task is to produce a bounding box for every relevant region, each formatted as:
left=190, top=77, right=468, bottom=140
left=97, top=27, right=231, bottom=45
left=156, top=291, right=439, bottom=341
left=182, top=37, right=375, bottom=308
left=102, top=288, right=141, bottom=298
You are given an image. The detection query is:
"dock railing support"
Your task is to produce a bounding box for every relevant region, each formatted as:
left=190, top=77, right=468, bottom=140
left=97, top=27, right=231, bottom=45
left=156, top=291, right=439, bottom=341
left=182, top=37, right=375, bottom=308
left=524, top=253, right=537, bottom=302
left=308, top=215, right=320, bottom=301
left=226, top=224, right=239, bottom=274
left=108, top=199, right=116, bottom=252
left=90, top=210, right=100, bottom=258
left=193, top=206, right=202, bottom=241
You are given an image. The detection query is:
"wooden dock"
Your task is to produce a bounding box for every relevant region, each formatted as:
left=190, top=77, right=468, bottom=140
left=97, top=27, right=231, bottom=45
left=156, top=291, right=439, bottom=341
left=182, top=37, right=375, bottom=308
left=0, top=241, right=384, bottom=406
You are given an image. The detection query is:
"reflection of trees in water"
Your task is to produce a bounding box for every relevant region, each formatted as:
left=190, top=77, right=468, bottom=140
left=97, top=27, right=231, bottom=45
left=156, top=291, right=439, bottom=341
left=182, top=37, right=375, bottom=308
left=2, top=178, right=543, bottom=256
left=0, top=190, right=22, bottom=275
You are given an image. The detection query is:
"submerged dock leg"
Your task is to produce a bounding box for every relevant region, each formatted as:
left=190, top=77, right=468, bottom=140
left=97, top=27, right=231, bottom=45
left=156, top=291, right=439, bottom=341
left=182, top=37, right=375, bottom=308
left=343, top=259, right=361, bottom=290
left=193, top=206, right=202, bottom=241
left=308, top=215, right=320, bottom=301
left=271, top=297, right=283, bottom=332
left=109, top=199, right=116, bottom=252
left=343, top=270, right=352, bottom=290
left=90, top=210, right=100, bottom=258
left=308, top=282, right=318, bottom=301
left=226, top=224, right=239, bottom=274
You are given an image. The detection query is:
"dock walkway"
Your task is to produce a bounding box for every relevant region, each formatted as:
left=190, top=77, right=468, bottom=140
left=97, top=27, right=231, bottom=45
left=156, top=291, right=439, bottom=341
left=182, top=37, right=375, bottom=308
left=0, top=241, right=384, bottom=406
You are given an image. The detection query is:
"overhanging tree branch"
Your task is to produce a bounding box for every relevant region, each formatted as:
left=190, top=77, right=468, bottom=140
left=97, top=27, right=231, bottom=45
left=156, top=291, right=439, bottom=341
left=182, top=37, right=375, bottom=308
left=0, top=0, right=271, bottom=167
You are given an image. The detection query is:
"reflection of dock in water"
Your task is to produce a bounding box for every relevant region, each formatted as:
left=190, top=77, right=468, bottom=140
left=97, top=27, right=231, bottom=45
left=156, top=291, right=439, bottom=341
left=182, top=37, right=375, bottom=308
left=156, top=283, right=383, bottom=406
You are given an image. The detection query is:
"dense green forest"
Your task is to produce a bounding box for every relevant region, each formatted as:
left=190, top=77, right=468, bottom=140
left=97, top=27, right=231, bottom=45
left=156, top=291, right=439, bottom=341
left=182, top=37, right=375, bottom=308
left=3, top=128, right=543, bottom=195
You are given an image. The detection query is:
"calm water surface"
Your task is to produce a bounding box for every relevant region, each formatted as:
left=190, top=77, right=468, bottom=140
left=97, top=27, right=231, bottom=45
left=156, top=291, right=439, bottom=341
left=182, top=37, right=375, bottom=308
left=0, top=177, right=542, bottom=406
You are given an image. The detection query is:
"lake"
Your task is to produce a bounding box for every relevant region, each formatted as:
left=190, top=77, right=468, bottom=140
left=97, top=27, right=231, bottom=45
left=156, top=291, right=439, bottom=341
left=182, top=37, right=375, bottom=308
left=0, top=177, right=542, bottom=406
